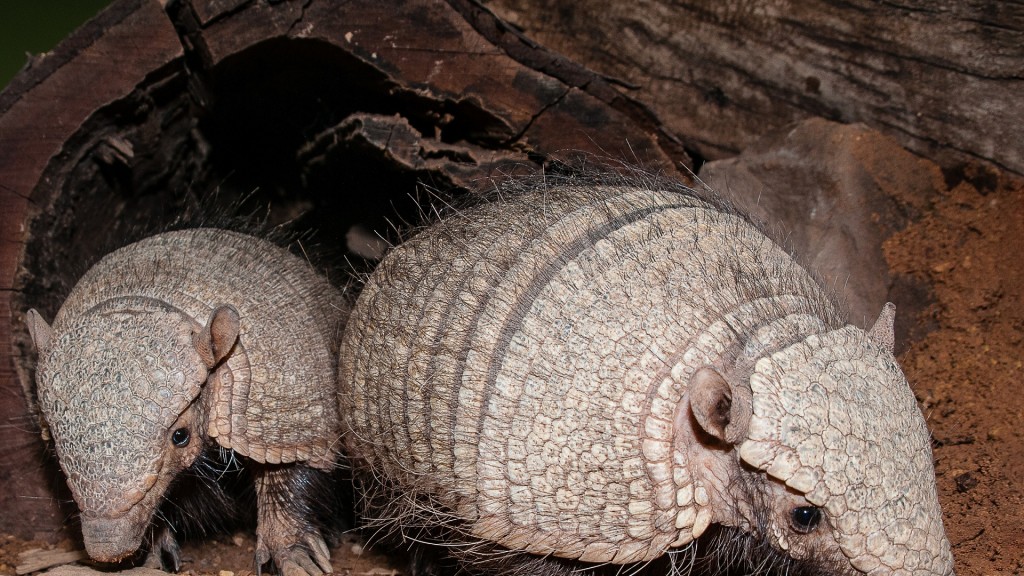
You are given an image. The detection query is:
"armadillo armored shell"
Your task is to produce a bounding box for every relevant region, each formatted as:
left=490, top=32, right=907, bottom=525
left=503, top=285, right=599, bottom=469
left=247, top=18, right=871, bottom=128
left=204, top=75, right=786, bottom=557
left=339, top=182, right=953, bottom=575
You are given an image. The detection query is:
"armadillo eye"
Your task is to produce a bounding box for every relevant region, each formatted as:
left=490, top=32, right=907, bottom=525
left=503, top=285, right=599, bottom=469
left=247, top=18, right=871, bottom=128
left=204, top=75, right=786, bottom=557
left=790, top=506, right=822, bottom=533
left=171, top=428, right=190, bottom=447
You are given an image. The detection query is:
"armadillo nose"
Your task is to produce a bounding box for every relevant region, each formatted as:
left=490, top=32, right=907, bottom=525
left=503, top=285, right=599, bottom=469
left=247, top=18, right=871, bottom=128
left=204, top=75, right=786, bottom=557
left=81, top=518, right=144, bottom=564
left=83, top=540, right=138, bottom=564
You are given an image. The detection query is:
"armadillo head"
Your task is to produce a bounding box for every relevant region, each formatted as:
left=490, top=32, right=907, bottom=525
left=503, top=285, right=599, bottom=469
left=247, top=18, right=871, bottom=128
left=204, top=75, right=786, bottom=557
left=27, top=299, right=239, bottom=563
left=691, top=304, right=953, bottom=575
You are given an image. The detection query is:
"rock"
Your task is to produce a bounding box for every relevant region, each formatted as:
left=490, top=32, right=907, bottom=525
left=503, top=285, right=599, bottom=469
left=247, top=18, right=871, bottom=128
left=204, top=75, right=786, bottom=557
left=701, top=118, right=946, bottom=337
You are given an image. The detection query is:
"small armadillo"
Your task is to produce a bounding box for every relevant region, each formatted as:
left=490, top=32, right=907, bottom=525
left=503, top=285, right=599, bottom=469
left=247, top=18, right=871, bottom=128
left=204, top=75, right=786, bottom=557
left=27, top=228, right=344, bottom=576
left=339, top=179, right=954, bottom=575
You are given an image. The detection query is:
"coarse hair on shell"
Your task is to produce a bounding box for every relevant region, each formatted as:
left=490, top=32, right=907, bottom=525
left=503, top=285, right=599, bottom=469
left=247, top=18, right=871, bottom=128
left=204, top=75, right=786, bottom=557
left=358, top=161, right=847, bottom=328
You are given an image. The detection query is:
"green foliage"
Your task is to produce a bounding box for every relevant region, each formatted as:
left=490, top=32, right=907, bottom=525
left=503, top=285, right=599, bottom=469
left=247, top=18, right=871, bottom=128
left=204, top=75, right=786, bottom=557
left=0, top=1, right=112, bottom=90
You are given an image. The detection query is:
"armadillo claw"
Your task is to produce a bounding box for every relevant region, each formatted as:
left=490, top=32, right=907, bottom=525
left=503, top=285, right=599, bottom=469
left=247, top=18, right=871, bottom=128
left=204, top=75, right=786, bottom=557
left=277, top=556, right=319, bottom=576
left=254, top=545, right=271, bottom=576
left=144, top=526, right=182, bottom=572
left=255, top=530, right=333, bottom=576
left=305, top=532, right=332, bottom=572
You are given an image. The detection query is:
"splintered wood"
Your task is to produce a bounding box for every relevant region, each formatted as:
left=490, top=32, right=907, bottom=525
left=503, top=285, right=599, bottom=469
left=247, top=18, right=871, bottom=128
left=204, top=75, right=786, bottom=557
left=15, top=549, right=87, bottom=575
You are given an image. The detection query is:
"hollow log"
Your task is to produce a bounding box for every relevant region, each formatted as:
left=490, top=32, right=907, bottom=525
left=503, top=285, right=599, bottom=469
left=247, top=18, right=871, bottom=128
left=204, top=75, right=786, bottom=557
left=485, top=0, right=1024, bottom=175
left=0, top=0, right=686, bottom=538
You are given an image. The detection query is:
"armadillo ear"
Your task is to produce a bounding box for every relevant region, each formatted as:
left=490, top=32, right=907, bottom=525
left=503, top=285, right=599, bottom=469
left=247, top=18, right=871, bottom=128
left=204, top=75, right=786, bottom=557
left=867, top=302, right=896, bottom=354
left=195, top=305, right=240, bottom=368
left=26, top=309, right=54, bottom=353
left=689, top=367, right=752, bottom=445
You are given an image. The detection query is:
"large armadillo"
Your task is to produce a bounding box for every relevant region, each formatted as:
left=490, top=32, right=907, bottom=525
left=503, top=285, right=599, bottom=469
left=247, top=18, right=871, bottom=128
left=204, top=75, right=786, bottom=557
left=339, top=178, right=954, bottom=575
left=26, top=228, right=344, bottom=576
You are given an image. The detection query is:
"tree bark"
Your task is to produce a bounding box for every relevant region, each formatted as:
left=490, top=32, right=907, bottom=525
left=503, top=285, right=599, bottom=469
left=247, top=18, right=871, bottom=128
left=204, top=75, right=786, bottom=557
left=485, top=0, right=1024, bottom=175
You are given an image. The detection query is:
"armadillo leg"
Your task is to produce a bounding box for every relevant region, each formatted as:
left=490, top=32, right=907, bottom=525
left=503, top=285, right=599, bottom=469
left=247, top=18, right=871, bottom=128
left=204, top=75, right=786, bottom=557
left=252, top=464, right=333, bottom=576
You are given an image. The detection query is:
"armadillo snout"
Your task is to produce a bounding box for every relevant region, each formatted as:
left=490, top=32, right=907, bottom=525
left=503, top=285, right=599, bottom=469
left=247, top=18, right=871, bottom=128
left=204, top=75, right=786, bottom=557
left=80, top=514, right=148, bottom=563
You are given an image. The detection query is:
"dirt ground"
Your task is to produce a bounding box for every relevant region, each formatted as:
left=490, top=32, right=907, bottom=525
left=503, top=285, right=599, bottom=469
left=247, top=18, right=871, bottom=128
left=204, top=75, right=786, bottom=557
left=883, top=168, right=1024, bottom=575
left=0, top=532, right=399, bottom=576
left=1, top=169, right=1021, bottom=575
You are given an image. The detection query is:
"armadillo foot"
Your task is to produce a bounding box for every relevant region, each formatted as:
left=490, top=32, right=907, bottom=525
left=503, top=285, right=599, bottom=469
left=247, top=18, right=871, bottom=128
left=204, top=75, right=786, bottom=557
left=254, top=529, right=332, bottom=576
left=143, top=526, right=182, bottom=572
left=253, top=464, right=334, bottom=576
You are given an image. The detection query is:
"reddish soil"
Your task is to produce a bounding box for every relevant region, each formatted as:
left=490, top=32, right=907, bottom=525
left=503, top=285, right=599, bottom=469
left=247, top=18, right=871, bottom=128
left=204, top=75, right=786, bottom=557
left=884, top=169, right=1024, bottom=575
